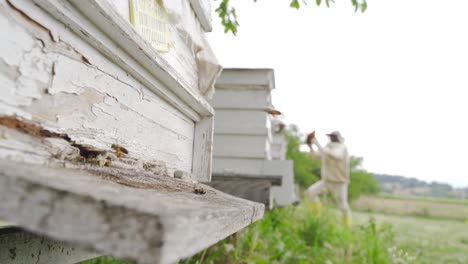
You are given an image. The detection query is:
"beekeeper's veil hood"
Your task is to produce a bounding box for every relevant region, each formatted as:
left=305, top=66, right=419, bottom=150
left=327, top=131, right=345, bottom=143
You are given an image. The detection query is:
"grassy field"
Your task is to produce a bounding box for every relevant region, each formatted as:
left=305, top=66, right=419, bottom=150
left=377, top=194, right=468, bottom=206
left=354, top=211, right=468, bottom=264
left=352, top=195, right=468, bottom=263
left=352, top=195, right=468, bottom=221
left=177, top=194, right=468, bottom=263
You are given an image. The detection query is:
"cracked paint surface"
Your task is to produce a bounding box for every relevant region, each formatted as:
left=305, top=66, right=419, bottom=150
left=0, top=0, right=195, bottom=175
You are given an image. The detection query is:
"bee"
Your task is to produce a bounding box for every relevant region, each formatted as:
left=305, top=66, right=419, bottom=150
left=265, top=108, right=282, bottom=116
left=111, top=144, right=128, bottom=158
left=194, top=186, right=206, bottom=195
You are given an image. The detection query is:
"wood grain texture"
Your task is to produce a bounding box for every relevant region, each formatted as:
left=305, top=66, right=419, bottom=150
left=0, top=160, right=264, bottom=264
left=0, top=228, right=99, bottom=264
left=192, top=116, right=214, bottom=182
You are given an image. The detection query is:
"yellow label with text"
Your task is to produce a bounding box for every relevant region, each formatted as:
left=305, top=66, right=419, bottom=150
left=129, top=0, right=170, bottom=52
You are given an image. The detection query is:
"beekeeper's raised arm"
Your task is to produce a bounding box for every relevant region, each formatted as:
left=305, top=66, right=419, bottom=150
left=306, top=131, right=321, bottom=160
left=306, top=131, right=347, bottom=160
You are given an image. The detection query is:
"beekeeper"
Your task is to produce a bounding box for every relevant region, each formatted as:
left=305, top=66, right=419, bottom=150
left=305, top=131, right=352, bottom=226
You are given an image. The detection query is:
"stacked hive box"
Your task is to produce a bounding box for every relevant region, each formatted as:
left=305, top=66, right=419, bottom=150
left=270, top=124, right=299, bottom=206
left=210, top=68, right=285, bottom=209
left=0, top=1, right=264, bottom=263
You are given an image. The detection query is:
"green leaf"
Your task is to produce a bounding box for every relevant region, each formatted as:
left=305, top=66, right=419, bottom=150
left=361, top=2, right=368, bottom=12
left=217, top=0, right=367, bottom=36
left=351, top=0, right=358, bottom=12
left=290, top=0, right=300, bottom=9
left=215, top=0, right=239, bottom=36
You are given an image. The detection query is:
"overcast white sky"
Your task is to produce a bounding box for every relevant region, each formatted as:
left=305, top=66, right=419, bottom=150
left=207, top=0, right=468, bottom=187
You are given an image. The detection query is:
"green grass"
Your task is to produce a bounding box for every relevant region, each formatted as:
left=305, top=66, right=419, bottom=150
left=353, top=195, right=468, bottom=221
left=179, top=201, right=411, bottom=264
left=354, top=211, right=468, bottom=264
left=378, top=193, right=468, bottom=206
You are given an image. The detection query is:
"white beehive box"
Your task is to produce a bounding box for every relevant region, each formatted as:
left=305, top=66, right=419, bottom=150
left=211, top=68, right=275, bottom=161
left=0, top=1, right=263, bottom=263
left=211, top=74, right=275, bottom=162
left=271, top=129, right=288, bottom=160
left=209, top=68, right=282, bottom=209
left=270, top=125, right=299, bottom=206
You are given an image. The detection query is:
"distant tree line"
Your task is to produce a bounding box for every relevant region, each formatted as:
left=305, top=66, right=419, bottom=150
left=373, top=174, right=468, bottom=199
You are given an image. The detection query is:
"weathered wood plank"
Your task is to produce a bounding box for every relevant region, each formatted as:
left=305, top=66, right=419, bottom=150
left=213, top=135, right=271, bottom=160
left=0, top=21, right=194, bottom=173
left=192, top=116, right=214, bottom=182
left=72, top=0, right=215, bottom=112
left=0, top=160, right=264, bottom=264
left=13, top=0, right=213, bottom=118
left=0, top=228, right=99, bottom=264
left=0, top=0, right=218, bottom=179
left=209, top=178, right=273, bottom=210
left=49, top=56, right=194, bottom=173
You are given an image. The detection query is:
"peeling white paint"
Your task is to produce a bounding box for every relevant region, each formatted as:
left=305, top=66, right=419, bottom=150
left=0, top=10, right=52, bottom=110
left=0, top=0, right=200, bottom=176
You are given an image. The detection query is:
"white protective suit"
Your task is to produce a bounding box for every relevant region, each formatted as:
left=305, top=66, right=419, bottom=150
left=306, top=131, right=352, bottom=221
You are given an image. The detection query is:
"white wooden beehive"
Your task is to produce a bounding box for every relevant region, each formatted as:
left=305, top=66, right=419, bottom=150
left=0, top=1, right=264, bottom=263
